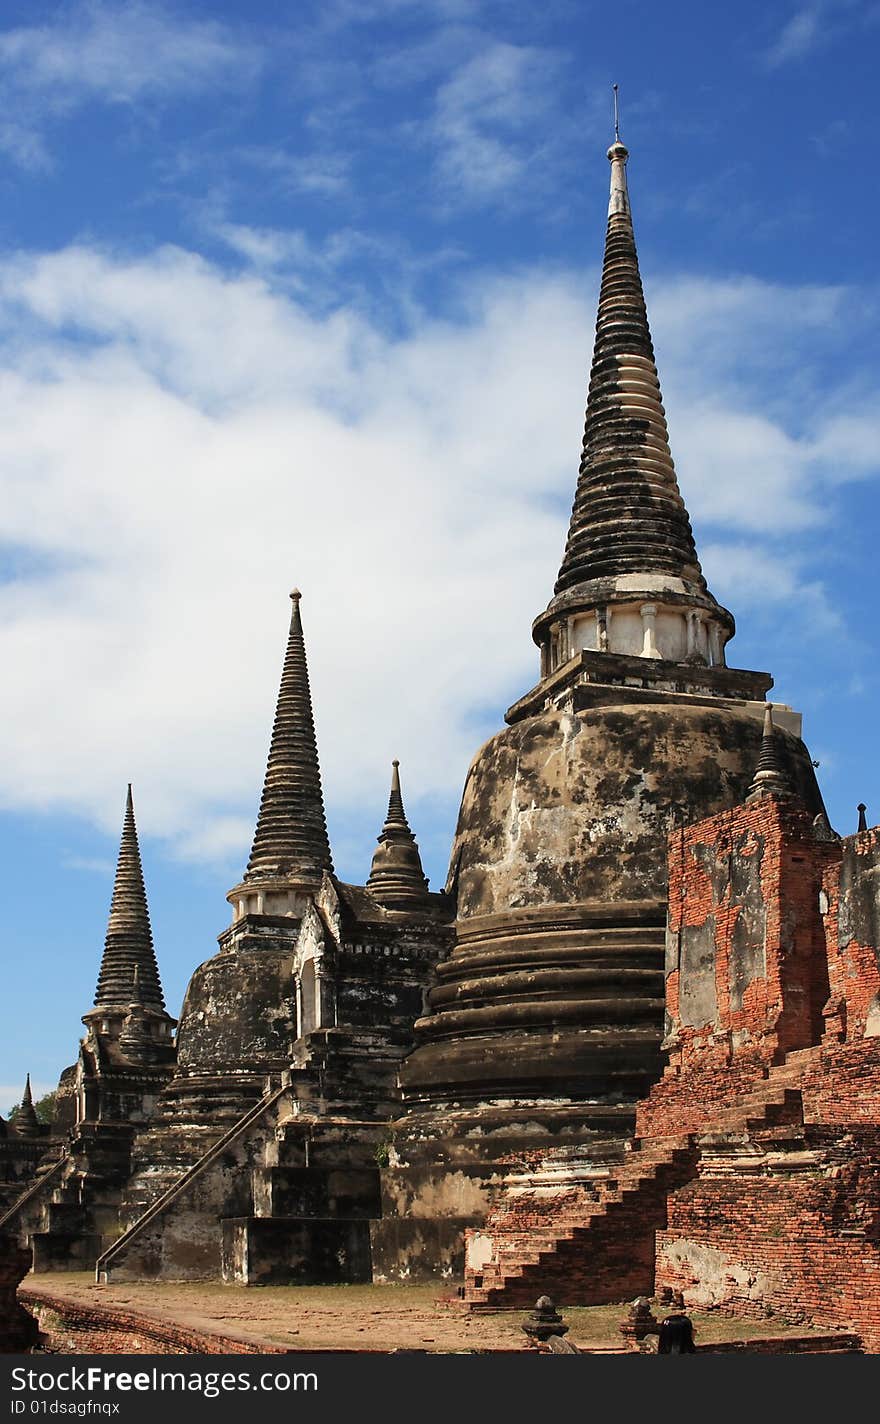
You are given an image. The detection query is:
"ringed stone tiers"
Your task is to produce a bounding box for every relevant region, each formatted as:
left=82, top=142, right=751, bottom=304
left=12, top=1077, right=40, bottom=1139
left=239, top=588, right=334, bottom=906
left=397, top=136, right=825, bottom=1149
left=534, top=137, right=733, bottom=675
left=89, top=787, right=166, bottom=1016
left=75, top=787, right=177, bottom=1123
left=366, top=762, right=431, bottom=910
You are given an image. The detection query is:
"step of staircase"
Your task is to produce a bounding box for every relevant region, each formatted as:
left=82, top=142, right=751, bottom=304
left=464, top=1052, right=818, bottom=1308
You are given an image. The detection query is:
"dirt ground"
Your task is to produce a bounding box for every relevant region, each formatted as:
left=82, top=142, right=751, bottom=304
left=22, top=1275, right=824, bottom=1354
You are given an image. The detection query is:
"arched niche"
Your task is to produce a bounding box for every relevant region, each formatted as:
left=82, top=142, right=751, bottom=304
left=298, top=958, right=318, bottom=1038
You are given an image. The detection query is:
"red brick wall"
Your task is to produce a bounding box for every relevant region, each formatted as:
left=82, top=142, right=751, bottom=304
left=821, top=828, right=880, bottom=1042
left=636, top=1062, right=769, bottom=1138
left=656, top=1157, right=880, bottom=1353
left=639, top=794, right=840, bottom=1137
left=801, top=1040, right=880, bottom=1124
left=664, top=796, right=834, bottom=1076
left=21, top=1290, right=285, bottom=1354
left=638, top=797, right=880, bottom=1351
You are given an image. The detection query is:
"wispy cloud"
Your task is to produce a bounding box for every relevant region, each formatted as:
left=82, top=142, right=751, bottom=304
left=429, top=41, right=565, bottom=207
left=0, top=1, right=261, bottom=170
left=763, top=0, right=877, bottom=68
left=193, top=190, right=467, bottom=318
left=234, top=146, right=352, bottom=199
left=701, top=542, right=841, bottom=635
left=61, top=853, right=115, bottom=875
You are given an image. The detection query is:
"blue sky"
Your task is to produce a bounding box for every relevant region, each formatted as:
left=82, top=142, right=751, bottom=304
left=1, top=0, right=879, bottom=1111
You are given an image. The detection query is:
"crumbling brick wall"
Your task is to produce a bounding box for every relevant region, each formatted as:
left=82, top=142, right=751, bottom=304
left=656, top=1144, right=880, bottom=1352
left=820, top=827, right=880, bottom=1044
left=638, top=794, right=880, bottom=1349
left=22, top=1290, right=285, bottom=1354
left=638, top=795, right=840, bottom=1138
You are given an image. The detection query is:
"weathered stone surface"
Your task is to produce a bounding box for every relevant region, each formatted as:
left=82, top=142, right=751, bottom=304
left=221, top=1216, right=373, bottom=1286
left=0, top=1233, right=40, bottom=1352
left=554, top=143, right=714, bottom=596
left=245, top=590, right=333, bottom=885
left=522, top=1296, right=569, bottom=1343
left=91, top=786, right=168, bottom=1014
left=450, top=699, right=822, bottom=922
left=366, top=762, right=431, bottom=909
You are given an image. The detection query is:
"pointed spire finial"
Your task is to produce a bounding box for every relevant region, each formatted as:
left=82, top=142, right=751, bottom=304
left=746, top=706, right=798, bottom=802
left=14, top=1073, right=40, bottom=1138
left=245, top=588, right=333, bottom=884
left=366, top=760, right=430, bottom=909
left=612, top=82, right=621, bottom=142
left=387, top=759, right=406, bottom=822
left=606, top=99, right=630, bottom=216
left=858, top=803, right=868, bottom=832
left=91, top=785, right=167, bottom=1013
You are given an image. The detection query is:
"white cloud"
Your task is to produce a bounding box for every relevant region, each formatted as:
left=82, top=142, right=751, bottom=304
left=210, top=221, right=316, bottom=273
left=808, top=413, right=880, bottom=473
left=765, top=3, right=825, bottom=65
left=61, top=853, right=116, bottom=875
left=233, top=147, right=352, bottom=199
left=0, top=1, right=260, bottom=168
left=700, top=542, right=840, bottom=634
left=0, top=244, right=877, bottom=871
left=430, top=41, right=564, bottom=206
left=762, top=0, right=876, bottom=68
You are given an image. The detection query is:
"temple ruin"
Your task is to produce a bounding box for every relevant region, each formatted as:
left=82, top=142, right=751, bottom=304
left=2, top=128, right=877, bottom=1348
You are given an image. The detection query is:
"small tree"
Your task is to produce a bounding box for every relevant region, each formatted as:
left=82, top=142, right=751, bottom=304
left=34, top=1091, right=57, bottom=1125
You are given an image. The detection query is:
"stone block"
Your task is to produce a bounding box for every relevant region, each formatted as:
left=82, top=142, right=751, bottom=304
left=220, top=1216, right=373, bottom=1286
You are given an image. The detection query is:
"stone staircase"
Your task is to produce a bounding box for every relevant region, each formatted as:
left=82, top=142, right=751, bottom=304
left=463, top=1057, right=809, bottom=1309
left=222, top=1110, right=385, bottom=1285
left=94, top=1027, right=406, bottom=1283
left=115, top=1075, right=268, bottom=1230
left=0, top=1124, right=133, bottom=1272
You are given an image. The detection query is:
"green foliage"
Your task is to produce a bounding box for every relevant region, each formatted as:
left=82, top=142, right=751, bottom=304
left=374, top=1129, right=397, bottom=1169
left=34, top=1091, right=57, bottom=1124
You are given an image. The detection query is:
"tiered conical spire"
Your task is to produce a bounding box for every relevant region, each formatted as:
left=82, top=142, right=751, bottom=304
left=366, top=761, right=430, bottom=909
left=245, top=590, right=333, bottom=883
left=93, top=786, right=166, bottom=1011
left=13, top=1074, right=40, bottom=1138
left=554, top=135, right=706, bottom=595
left=747, top=707, right=797, bottom=801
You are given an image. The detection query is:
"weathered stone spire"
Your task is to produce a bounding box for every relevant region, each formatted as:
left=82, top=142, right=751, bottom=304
left=13, top=1075, right=39, bottom=1138
left=245, top=590, right=333, bottom=884
left=366, top=760, right=430, bottom=909
left=556, top=135, right=704, bottom=592
left=747, top=706, right=797, bottom=801
left=532, top=130, right=734, bottom=675
left=93, top=786, right=166, bottom=1011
